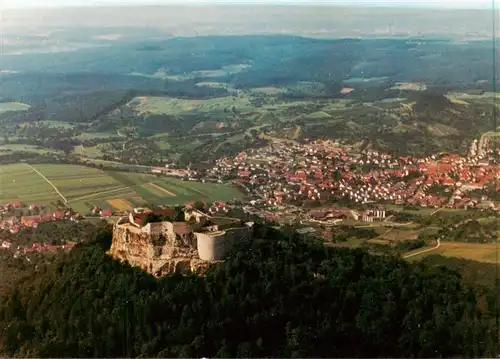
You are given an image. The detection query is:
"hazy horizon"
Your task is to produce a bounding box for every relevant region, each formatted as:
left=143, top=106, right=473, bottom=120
left=1, top=0, right=496, bottom=9
left=1, top=1, right=496, bottom=46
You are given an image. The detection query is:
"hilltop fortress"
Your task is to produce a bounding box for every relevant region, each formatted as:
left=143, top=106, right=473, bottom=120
left=108, top=208, right=254, bottom=277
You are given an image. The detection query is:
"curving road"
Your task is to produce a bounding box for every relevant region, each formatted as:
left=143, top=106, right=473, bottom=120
left=403, top=238, right=441, bottom=259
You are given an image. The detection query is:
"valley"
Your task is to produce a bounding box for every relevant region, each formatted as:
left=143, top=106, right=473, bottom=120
left=0, top=36, right=498, bottom=269
left=0, top=5, right=499, bottom=358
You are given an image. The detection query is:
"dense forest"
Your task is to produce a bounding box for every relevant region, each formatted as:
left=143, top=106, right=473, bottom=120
left=0, top=225, right=498, bottom=358
left=0, top=36, right=495, bottom=105
left=0, top=36, right=497, bottom=165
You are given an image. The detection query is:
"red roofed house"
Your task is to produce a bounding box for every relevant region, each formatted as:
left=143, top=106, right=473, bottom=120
left=21, top=215, right=42, bottom=228
left=46, top=245, right=60, bottom=252
left=154, top=208, right=175, bottom=217
left=100, top=209, right=113, bottom=218
left=314, top=171, right=324, bottom=180
left=41, top=213, right=53, bottom=222
left=296, top=171, right=307, bottom=180
left=441, top=178, right=455, bottom=186
left=238, top=171, right=251, bottom=177
left=8, top=201, right=22, bottom=209
left=53, top=210, right=65, bottom=220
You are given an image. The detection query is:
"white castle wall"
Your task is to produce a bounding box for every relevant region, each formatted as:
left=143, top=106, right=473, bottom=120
left=195, top=223, right=254, bottom=261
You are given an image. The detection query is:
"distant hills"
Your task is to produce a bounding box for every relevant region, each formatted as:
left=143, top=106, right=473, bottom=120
left=1, top=6, right=496, bottom=41
left=0, top=35, right=496, bottom=164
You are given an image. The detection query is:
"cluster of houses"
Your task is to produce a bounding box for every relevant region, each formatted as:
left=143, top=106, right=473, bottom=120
left=207, top=201, right=229, bottom=215
left=205, top=139, right=500, bottom=212
left=151, top=166, right=194, bottom=178
left=0, top=241, right=76, bottom=256
left=91, top=206, right=113, bottom=218
left=0, top=201, right=29, bottom=213
left=303, top=207, right=387, bottom=224
left=0, top=202, right=85, bottom=234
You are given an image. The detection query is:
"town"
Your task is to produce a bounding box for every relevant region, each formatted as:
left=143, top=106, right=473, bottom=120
left=202, top=138, right=499, bottom=218
left=1, top=136, right=498, bottom=258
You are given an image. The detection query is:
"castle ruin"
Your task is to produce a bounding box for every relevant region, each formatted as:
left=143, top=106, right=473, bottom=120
left=108, top=208, right=254, bottom=277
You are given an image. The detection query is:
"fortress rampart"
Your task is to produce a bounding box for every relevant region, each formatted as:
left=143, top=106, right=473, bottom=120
left=196, top=223, right=254, bottom=261
left=108, top=209, right=254, bottom=276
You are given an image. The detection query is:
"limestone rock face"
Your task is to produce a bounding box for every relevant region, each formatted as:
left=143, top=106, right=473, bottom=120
left=107, top=214, right=254, bottom=277
left=108, top=221, right=207, bottom=277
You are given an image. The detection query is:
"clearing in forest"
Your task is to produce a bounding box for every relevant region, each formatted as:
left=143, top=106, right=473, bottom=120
left=0, top=102, right=30, bottom=113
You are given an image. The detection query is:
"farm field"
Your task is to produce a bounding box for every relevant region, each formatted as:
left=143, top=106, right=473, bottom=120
left=192, top=63, right=250, bottom=77
left=390, top=82, right=427, bottom=91
left=107, top=199, right=134, bottom=211
left=249, top=86, right=283, bottom=95
left=426, top=123, right=459, bottom=137
left=0, top=102, right=30, bottom=113
left=0, top=164, right=61, bottom=206
left=18, top=121, right=76, bottom=129
left=407, top=241, right=499, bottom=264
left=0, top=144, right=63, bottom=155
left=368, top=227, right=419, bottom=243
left=128, top=95, right=253, bottom=115
left=0, top=164, right=244, bottom=213
left=73, top=144, right=105, bottom=158
left=75, top=132, right=120, bottom=141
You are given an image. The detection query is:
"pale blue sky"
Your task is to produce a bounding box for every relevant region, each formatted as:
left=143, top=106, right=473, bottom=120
left=0, top=0, right=495, bottom=9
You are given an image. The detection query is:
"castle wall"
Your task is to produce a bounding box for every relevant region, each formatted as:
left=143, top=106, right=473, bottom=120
left=109, top=222, right=199, bottom=277
left=110, top=224, right=155, bottom=264
left=109, top=217, right=254, bottom=277
left=196, top=224, right=253, bottom=261
left=185, top=209, right=207, bottom=224
left=196, top=231, right=227, bottom=261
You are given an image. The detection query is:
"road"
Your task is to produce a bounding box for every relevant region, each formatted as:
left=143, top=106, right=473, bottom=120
left=25, top=163, right=68, bottom=204
left=403, top=238, right=441, bottom=259
left=364, top=103, right=385, bottom=111
left=352, top=221, right=414, bottom=228
left=430, top=207, right=445, bottom=216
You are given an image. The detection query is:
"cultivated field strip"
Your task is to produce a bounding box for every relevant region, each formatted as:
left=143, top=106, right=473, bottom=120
left=406, top=241, right=499, bottom=264
left=0, top=164, right=60, bottom=206
left=0, top=163, right=244, bottom=213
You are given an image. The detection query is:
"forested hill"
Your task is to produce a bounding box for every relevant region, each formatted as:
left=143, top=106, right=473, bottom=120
left=0, top=225, right=498, bottom=358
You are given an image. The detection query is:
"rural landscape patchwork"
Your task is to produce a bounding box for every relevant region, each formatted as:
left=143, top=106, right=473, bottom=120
left=0, top=163, right=242, bottom=213
left=0, top=2, right=499, bottom=358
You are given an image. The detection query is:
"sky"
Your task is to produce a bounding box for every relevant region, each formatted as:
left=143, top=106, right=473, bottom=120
left=0, top=0, right=495, bottom=9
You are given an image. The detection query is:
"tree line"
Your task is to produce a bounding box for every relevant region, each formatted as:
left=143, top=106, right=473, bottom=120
left=0, top=224, right=497, bottom=358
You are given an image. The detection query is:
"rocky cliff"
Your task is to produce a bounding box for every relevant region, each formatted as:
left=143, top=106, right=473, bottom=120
left=107, top=222, right=209, bottom=277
